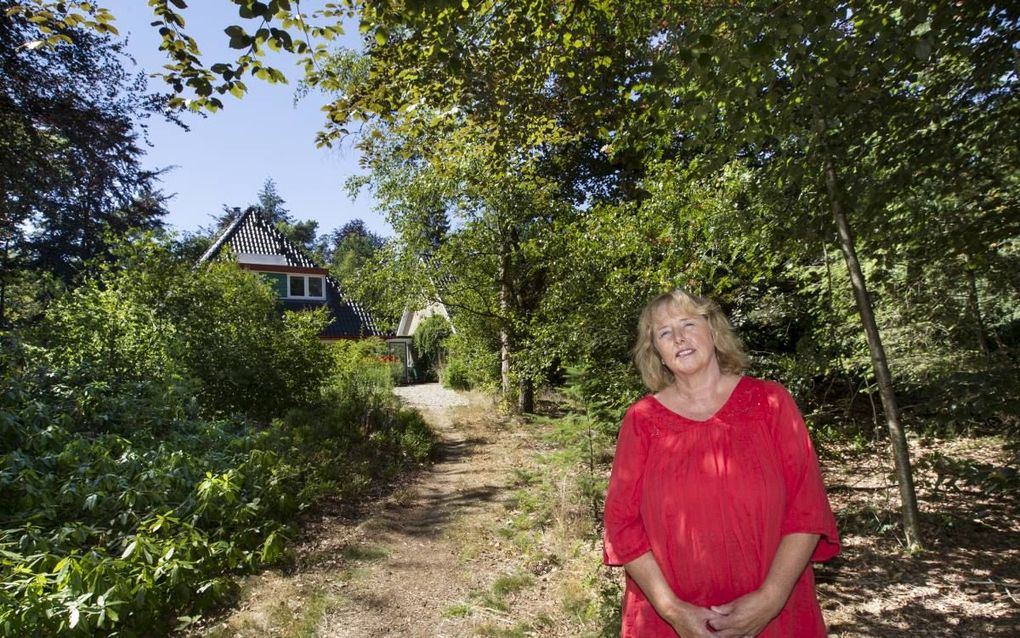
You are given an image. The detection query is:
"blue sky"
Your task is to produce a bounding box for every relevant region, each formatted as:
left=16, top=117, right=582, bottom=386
left=108, top=2, right=390, bottom=237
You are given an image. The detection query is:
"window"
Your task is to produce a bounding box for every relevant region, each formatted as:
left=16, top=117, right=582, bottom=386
left=260, top=272, right=288, bottom=297
left=308, top=276, right=323, bottom=297
left=287, top=275, right=325, bottom=300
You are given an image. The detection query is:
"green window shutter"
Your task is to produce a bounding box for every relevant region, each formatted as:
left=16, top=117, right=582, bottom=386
left=261, top=272, right=288, bottom=297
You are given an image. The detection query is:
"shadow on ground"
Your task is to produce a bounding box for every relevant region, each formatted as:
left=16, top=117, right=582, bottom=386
left=818, top=440, right=1019, bottom=637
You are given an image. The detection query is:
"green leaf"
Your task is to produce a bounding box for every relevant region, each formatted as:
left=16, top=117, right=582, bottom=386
left=910, top=21, right=932, bottom=37
left=249, top=1, right=270, bottom=18
left=270, top=28, right=293, bottom=51
left=225, top=25, right=251, bottom=50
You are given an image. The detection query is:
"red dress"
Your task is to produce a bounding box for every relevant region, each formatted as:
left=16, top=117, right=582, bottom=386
left=603, top=377, right=839, bottom=637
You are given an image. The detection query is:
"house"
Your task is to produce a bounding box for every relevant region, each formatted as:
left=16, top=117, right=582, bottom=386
left=197, top=207, right=382, bottom=340
left=387, top=257, right=454, bottom=382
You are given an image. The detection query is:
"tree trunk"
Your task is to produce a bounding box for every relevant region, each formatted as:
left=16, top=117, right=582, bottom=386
left=822, top=243, right=857, bottom=420
left=0, top=277, right=6, bottom=331
left=0, top=239, right=9, bottom=328
left=498, top=246, right=512, bottom=401
left=963, top=264, right=990, bottom=357
left=518, top=377, right=534, bottom=413
left=815, top=116, right=923, bottom=550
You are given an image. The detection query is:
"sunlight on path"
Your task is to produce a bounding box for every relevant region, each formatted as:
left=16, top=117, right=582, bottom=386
left=393, top=382, right=471, bottom=411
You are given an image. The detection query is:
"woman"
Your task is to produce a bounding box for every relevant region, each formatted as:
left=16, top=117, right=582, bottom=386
left=603, top=289, right=839, bottom=637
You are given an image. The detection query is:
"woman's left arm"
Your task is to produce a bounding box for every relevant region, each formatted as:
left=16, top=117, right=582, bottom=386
left=706, top=532, right=820, bottom=637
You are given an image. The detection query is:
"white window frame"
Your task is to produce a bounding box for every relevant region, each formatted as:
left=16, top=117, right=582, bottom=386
left=286, top=274, right=326, bottom=300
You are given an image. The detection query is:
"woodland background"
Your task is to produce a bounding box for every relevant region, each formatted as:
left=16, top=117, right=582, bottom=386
left=1, top=1, right=1017, bottom=635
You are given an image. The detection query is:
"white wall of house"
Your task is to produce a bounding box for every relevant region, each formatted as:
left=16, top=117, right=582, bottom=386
left=396, top=301, right=452, bottom=337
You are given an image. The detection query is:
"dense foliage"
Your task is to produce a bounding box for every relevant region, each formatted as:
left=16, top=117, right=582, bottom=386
left=9, top=0, right=1020, bottom=567
left=340, top=3, right=1017, bottom=383
left=0, top=237, right=435, bottom=636
left=316, top=1, right=1017, bottom=546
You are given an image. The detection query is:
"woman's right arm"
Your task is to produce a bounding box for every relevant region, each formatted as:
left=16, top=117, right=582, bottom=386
left=624, top=552, right=721, bottom=638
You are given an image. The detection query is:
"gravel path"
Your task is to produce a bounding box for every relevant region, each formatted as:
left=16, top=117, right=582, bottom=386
left=393, top=383, right=471, bottom=411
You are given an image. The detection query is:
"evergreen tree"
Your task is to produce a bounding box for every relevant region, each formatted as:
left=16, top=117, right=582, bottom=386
left=256, top=178, right=293, bottom=225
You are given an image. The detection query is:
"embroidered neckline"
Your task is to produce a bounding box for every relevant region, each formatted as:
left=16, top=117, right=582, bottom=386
left=647, top=376, right=748, bottom=424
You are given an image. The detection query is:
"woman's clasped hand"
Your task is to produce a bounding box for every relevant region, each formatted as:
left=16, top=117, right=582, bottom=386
left=706, top=587, right=786, bottom=637
left=659, top=600, right=722, bottom=637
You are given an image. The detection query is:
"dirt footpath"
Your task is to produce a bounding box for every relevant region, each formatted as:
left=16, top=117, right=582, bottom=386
left=196, top=384, right=535, bottom=638
left=317, top=384, right=510, bottom=637
left=196, top=383, right=518, bottom=636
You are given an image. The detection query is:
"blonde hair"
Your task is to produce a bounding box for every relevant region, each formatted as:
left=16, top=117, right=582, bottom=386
left=633, top=289, right=749, bottom=391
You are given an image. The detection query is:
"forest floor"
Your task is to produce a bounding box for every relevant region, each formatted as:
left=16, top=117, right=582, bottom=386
left=187, top=384, right=1020, bottom=638
left=816, top=431, right=1020, bottom=637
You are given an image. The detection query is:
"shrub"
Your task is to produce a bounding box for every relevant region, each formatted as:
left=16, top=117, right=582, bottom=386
left=413, top=314, right=453, bottom=380
left=442, top=356, right=472, bottom=390
left=440, top=332, right=499, bottom=391
left=0, top=343, right=436, bottom=636
left=0, top=353, right=299, bottom=635
left=34, top=236, right=332, bottom=423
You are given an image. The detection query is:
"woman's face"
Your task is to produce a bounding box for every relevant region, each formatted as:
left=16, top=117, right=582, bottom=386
left=652, top=306, right=718, bottom=379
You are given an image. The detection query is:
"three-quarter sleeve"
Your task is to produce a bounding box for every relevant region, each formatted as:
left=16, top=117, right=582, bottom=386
left=603, top=404, right=653, bottom=566
left=769, top=383, right=840, bottom=562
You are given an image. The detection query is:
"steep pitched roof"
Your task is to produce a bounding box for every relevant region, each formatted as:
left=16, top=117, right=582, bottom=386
left=198, top=207, right=382, bottom=338
left=199, top=208, right=317, bottom=269
left=395, top=254, right=455, bottom=337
